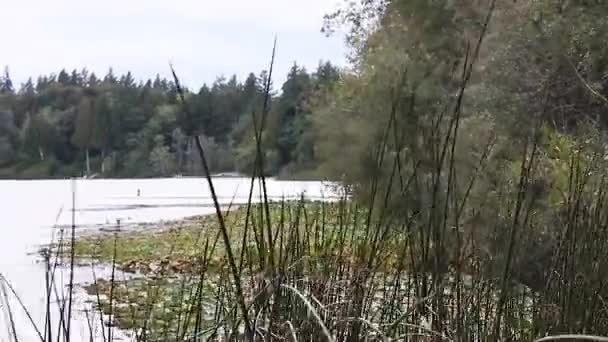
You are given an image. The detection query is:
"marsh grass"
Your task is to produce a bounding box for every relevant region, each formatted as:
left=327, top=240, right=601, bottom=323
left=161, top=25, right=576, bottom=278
left=4, top=1, right=608, bottom=341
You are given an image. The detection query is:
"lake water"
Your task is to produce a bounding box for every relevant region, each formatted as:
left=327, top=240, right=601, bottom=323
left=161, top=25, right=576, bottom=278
left=0, top=177, right=334, bottom=341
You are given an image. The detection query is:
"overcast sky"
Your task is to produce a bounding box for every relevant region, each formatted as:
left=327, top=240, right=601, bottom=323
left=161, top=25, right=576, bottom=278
left=1, top=0, right=348, bottom=90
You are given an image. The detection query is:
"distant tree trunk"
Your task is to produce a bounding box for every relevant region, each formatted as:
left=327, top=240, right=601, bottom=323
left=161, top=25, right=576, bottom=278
left=85, top=148, right=91, bottom=176
left=185, top=139, right=193, bottom=175
left=186, top=138, right=203, bottom=176
left=177, top=147, right=183, bottom=173
left=100, top=149, right=106, bottom=174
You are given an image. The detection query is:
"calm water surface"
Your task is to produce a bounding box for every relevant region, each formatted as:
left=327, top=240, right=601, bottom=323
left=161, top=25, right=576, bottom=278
left=0, top=177, right=334, bottom=341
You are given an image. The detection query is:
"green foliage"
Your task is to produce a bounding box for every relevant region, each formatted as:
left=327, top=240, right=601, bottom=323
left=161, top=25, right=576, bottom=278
left=0, top=110, right=18, bottom=165
left=149, top=135, right=176, bottom=176
left=23, top=2, right=608, bottom=340
left=234, top=131, right=279, bottom=176
left=0, top=63, right=340, bottom=178
left=71, top=97, right=96, bottom=149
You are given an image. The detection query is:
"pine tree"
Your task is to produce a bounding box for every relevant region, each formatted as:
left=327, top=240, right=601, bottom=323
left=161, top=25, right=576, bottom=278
left=103, top=68, right=117, bottom=84
left=36, top=76, right=49, bottom=92
left=0, top=66, right=14, bottom=93
left=17, top=78, right=36, bottom=118
left=241, top=72, right=261, bottom=119
left=120, top=71, right=135, bottom=88
left=274, top=63, right=312, bottom=166
left=80, top=68, right=89, bottom=85
left=153, top=74, right=163, bottom=89
left=57, top=69, right=70, bottom=85
left=314, top=61, right=340, bottom=90
left=69, top=69, right=81, bottom=86
left=87, top=73, right=99, bottom=87
left=19, top=78, right=35, bottom=95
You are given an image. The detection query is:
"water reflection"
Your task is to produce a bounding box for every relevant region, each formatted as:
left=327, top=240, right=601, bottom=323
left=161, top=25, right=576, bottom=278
left=0, top=177, right=335, bottom=341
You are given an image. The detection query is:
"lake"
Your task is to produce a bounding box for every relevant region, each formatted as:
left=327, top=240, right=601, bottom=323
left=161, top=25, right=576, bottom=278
left=0, top=177, right=334, bottom=341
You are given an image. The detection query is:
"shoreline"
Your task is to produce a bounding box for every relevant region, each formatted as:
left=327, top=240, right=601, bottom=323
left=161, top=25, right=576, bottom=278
left=37, top=210, right=226, bottom=341
left=60, top=201, right=332, bottom=336
left=52, top=200, right=346, bottom=340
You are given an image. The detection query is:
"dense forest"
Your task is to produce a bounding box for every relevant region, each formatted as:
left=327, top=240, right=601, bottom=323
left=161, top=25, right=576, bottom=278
left=0, top=62, right=339, bottom=178
left=4, top=0, right=607, bottom=185
left=280, top=0, right=608, bottom=213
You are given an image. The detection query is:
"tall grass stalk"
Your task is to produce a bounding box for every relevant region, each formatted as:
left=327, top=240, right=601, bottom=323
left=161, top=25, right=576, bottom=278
left=7, top=2, right=608, bottom=341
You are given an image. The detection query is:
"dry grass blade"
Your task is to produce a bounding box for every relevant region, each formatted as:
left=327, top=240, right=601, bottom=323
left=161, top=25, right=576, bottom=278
left=284, top=320, right=297, bottom=341
left=0, top=274, right=44, bottom=341
left=170, top=63, right=253, bottom=339
left=0, top=279, right=19, bottom=342
left=535, top=336, right=608, bottom=342
left=280, top=284, right=335, bottom=342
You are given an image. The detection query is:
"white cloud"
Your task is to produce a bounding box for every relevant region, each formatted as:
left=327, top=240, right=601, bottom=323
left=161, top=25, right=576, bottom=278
left=0, top=0, right=347, bottom=89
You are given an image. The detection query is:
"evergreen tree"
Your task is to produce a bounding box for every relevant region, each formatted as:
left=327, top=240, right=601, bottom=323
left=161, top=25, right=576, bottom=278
left=69, top=69, right=82, bottom=86
left=120, top=71, right=135, bottom=88
left=313, top=61, right=339, bottom=90
left=80, top=68, right=89, bottom=85
left=0, top=66, right=14, bottom=94
left=242, top=72, right=260, bottom=113
left=57, top=69, right=70, bottom=85
left=275, top=63, right=312, bottom=166
left=16, top=78, right=36, bottom=121
left=103, top=68, right=117, bottom=84
left=87, top=73, right=99, bottom=87
left=36, top=76, right=49, bottom=92
left=22, top=78, right=34, bottom=93
left=152, top=74, right=163, bottom=89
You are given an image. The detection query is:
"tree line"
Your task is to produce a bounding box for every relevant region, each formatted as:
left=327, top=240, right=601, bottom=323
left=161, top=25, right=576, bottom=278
left=1, top=0, right=607, bottom=186
left=0, top=62, right=339, bottom=178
